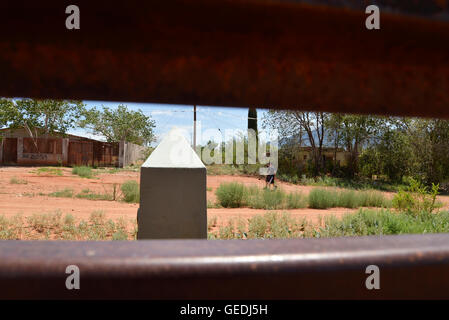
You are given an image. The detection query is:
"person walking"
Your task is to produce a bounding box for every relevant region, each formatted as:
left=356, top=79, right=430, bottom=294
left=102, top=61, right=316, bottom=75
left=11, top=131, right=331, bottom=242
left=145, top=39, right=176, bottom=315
left=265, top=162, right=277, bottom=190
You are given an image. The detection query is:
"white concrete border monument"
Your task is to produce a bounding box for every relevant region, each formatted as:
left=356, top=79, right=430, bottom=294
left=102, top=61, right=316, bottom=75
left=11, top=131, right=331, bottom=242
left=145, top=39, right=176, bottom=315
left=137, top=128, right=207, bottom=239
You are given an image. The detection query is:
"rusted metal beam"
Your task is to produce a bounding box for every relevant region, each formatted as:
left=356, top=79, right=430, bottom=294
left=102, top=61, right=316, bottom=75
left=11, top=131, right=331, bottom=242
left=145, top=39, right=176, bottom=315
left=0, top=1, right=448, bottom=118
left=2, top=234, right=449, bottom=299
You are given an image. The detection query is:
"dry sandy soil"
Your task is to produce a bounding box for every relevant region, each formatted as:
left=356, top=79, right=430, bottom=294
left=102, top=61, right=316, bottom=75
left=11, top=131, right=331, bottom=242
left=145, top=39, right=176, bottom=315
left=1, top=166, right=449, bottom=228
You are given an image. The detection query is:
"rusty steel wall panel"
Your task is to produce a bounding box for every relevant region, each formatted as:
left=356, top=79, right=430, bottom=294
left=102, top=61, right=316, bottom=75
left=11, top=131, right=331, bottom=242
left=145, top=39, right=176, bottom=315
left=23, top=138, right=62, bottom=154
left=2, top=138, right=17, bottom=164
left=68, top=141, right=93, bottom=167
left=2, top=234, right=449, bottom=299
left=69, top=141, right=119, bottom=167
left=92, top=141, right=119, bottom=167
left=0, top=1, right=448, bottom=118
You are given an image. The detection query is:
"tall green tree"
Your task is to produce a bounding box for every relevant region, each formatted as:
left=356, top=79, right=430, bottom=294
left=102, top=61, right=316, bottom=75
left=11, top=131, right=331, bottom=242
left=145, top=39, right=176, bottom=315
left=79, top=104, right=156, bottom=145
left=248, top=108, right=258, bottom=133
left=264, top=110, right=328, bottom=176
left=0, top=98, right=85, bottom=136
left=328, top=114, right=380, bottom=178
left=407, top=118, right=449, bottom=185
left=248, top=107, right=258, bottom=162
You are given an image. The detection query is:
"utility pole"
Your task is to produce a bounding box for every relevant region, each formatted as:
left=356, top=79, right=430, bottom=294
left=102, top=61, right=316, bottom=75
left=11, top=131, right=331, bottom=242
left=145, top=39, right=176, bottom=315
left=193, top=105, right=197, bottom=151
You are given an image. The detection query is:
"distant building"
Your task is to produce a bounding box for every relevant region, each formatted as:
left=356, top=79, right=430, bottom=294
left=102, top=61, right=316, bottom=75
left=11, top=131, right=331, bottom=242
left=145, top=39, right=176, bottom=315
left=0, top=127, right=147, bottom=167
left=294, top=146, right=351, bottom=167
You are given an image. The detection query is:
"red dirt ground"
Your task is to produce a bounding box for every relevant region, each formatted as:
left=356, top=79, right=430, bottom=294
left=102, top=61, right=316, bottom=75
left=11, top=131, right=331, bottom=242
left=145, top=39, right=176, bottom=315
left=1, top=167, right=448, bottom=228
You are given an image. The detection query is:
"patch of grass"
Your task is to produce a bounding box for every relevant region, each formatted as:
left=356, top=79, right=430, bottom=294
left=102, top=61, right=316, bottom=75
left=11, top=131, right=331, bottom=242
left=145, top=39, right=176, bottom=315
left=246, top=186, right=307, bottom=210
left=48, top=188, right=74, bottom=198
left=207, top=200, right=220, bottom=208
left=27, top=211, right=63, bottom=233
left=392, top=178, right=440, bottom=214
left=121, top=180, right=139, bottom=203
left=286, top=192, right=309, bottom=209
left=216, top=182, right=308, bottom=209
left=261, top=189, right=286, bottom=210
left=0, top=210, right=136, bottom=240
left=72, top=166, right=95, bottom=178
left=315, top=209, right=449, bottom=238
left=215, top=182, right=245, bottom=208
left=0, top=215, right=24, bottom=240
left=278, top=174, right=406, bottom=192
left=216, top=182, right=389, bottom=210
left=210, top=208, right=449, bottom=240
left=308, top=188, right=390, bottom=209
left=34, top=167, right=63, bottom=176
left=308, top=188, right=338, bottom=209
left=207, top=216, right=218, bottom=231
left=313, top=176, right=405, bottom=192
left=10, top=177, right=27, bottom=184
left=75, top=189, right=114, bottom=201
left=207, top=187, right=213, bottom=192
left=212, top=212, right=306, bottom=240
left=245, top=187, right=285, bottom=210
left=95, top=167, right=124, bottom=175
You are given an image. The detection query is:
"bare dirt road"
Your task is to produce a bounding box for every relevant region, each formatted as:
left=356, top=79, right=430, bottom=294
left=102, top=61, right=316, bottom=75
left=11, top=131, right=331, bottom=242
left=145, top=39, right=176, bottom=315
left=1, top=166, right=448, bottom=228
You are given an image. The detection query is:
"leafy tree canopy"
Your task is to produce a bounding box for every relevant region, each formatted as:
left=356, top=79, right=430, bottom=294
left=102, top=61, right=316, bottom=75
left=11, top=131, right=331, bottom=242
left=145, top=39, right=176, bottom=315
left=0, top=98, right=85, bottom=136
left=79, top=104, right=155, bottom=145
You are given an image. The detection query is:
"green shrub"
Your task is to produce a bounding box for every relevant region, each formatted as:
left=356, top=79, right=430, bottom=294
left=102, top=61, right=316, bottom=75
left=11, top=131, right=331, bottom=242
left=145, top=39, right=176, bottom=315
left=35, top=167, right=63, bottom=176
left=392, top=178, right=439, bottom=214
left=215, top=182, right=245, bottom=208
left=286, top=192, right=308, bottom=209
left=112, top=229, right=129, bottom=240
left=72, top=166, right=94, bottom=178
left=64, top=214, right=75, bottom=225
left=27, top=211, right=63, bottom=233
left=76, top=189, right=114, bottom=201
left=315, top=209, right=449, bottom=238
left=10, top=177, right=27, bottom=184
left=308, top=188, right=338, bottom=209
left=218, top=221, right=235, bottom=239
left=308, top=188, right=389, bottom=209
left=48, top=188, right=74, bottom=198
left=0, top=211, right=135, bottom=240
left=247, top=212, right=303, bottom=239
left=89, top=211, right=106, bottom=225
left=207, top=200, right=220, bottom=208
left=261, top=189, right=285, bottom=209
left=336, top=190, right=358, bottom=208
left=121, top=180, right=140, bottom=203
left=208, top=216, right=218, bottom=231
left=362, top=191, right=391, bottom=207
left=216, top=183, right=307, bottom=210
left=247, top=214, right=268, bottom=238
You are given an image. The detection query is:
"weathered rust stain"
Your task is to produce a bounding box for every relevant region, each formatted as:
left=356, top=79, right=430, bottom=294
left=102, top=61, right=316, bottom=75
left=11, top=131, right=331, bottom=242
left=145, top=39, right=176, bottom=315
left=0, top=1, right=448, bottom=118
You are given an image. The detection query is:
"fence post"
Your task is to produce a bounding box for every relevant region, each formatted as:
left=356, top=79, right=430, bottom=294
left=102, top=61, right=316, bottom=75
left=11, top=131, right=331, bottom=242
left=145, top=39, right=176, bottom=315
left=0, top=138, right=3, bottom=164
left=137, top=129, right=207, bottom=239
left=17, top=137, right=23, bottom=163
left=119, top=140, right=125, bottom=168
left=62, top=138, right=69, bottom=166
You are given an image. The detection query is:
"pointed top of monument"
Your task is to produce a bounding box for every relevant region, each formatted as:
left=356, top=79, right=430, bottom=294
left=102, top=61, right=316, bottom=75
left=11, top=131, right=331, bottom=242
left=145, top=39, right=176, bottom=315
left=142, top=128, right=205, bottom=168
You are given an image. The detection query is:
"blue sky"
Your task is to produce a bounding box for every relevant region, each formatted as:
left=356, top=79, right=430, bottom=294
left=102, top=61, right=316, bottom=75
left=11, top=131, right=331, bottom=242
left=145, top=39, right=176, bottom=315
left=69, top=101, right=269, bottom=146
